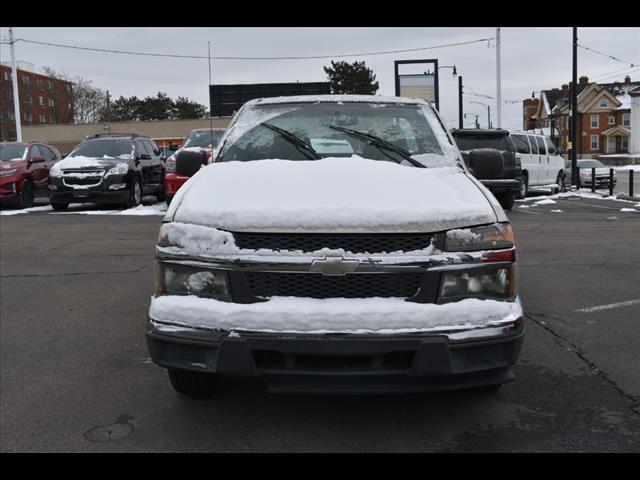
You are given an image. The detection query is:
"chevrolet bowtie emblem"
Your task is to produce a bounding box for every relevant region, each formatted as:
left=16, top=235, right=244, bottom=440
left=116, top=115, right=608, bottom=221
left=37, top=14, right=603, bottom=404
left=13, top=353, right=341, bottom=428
left=309, top=256, right=360, bottom=276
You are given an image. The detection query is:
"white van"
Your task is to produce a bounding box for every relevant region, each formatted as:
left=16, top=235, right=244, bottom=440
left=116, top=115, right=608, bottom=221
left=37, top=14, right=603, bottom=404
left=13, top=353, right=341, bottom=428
left=510, top=132, right=566, bottom=197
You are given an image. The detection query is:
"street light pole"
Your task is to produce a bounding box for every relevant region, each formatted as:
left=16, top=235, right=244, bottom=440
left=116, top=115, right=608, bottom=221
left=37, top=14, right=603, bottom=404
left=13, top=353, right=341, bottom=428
left=470, top=100, right=491, bottom=129
left=496, top=27, right=502, bottom=128
left=9, top=27, right=22, bottom=142
left=570, top=27, right=578, bottom=188
left=458, top=76, right=463, bottom=129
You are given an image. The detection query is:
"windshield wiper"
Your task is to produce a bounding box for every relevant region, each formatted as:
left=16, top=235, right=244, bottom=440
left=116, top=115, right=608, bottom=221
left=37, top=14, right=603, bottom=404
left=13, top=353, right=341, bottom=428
left=260, top=122, right=321, bottom=160
left=327, top=125, right=425, bottom=168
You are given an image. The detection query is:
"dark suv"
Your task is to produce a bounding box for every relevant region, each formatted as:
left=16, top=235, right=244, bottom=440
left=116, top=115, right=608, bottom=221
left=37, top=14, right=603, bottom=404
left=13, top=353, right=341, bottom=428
left=450, top=129, right=522, bottom=210
left=1, top=141, right=62, bottom=208
left=48, top=134, right=165, bottom=210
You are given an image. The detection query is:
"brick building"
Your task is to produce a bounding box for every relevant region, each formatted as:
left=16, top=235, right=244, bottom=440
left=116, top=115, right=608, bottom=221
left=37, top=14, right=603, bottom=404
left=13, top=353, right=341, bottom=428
left=0, top=62, right=73, bottom=141
left=523, top=75, right=638, bottom=159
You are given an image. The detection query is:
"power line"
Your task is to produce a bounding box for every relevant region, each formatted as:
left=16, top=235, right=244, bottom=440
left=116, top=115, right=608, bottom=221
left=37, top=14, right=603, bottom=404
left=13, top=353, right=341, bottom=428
left=3, top=37, right=496, bottom=61
left=577, top=43, right=636, bottom=68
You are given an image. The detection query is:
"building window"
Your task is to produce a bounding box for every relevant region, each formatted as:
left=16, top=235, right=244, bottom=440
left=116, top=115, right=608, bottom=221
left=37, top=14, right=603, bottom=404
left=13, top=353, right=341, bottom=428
left=39, top=113, right=46, bottom=123
left=623, top=113, right=630, bottom=127
left=608, top=116, right=615, bottom=125
left=8, top=111, right=14, bottom=120
left=39, top=96, right=45, bottom=106
left=37, top=78, right=44, bottom=89
left=591, top=114, right=599, bottom=129
left=622, top=137, right=629, bottom=151
left=3, top=71, right=11, bottom=81
left=599, top=99, right=608, bottom=108
left=23, top=111, right=33, bottom=122
left=590, top=135, right=599, bottom=150
left=48, top=98, right=55, bottom=107
left=48, top=115, right=54, bottom=124
left=47, top=79, right=53, bottom=90
left=21, top=75, right=31, bottom=86
left=24, top=94, right=32, bottom=105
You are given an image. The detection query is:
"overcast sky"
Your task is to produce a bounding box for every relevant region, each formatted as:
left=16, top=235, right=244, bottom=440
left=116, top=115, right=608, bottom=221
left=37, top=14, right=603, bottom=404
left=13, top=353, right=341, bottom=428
left=1, top=27, right=638, bottom=130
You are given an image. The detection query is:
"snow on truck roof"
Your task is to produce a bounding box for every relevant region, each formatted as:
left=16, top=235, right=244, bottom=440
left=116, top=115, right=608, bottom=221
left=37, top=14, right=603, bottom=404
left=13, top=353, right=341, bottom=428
left=245, top=95, right=431, bottom=107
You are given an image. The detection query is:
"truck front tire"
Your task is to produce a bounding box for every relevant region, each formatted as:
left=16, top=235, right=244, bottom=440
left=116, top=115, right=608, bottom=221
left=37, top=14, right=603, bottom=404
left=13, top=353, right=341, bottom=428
left=168, top=368, right=220, bottom=398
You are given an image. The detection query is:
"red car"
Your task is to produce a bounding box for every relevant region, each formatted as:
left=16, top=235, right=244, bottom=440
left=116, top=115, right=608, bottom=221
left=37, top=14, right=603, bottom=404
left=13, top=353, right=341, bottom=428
left=0, top=141, right=62, bottom=208
left=164, top=128, right=225, bottom=204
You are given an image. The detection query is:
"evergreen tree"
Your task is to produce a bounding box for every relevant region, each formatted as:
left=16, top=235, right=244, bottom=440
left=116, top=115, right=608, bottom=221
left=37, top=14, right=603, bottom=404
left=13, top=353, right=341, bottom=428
left=323, top=61, right=379, bottom=95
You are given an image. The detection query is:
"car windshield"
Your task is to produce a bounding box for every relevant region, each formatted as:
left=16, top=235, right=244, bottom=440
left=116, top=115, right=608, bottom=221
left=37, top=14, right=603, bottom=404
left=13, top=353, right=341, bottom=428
left=70, top=139, right=134, bottom=158
left=218, top=101, right=454, bottom=167
left=453, top=134, right=510, bottom=151
left=183, top=131, right=224, bottom=148
left=0, top=144, right=27, bottom=161
left=578, top=160, right=605, bottom=168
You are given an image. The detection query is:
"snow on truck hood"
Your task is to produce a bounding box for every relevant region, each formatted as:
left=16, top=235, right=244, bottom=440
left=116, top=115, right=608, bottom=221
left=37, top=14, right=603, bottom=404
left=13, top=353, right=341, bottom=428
left=167, top=156, right=497, bottom=233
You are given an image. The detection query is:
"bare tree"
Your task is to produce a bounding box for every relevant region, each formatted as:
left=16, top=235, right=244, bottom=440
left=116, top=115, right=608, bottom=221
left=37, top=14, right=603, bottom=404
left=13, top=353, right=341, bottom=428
left=42, top=67, right=107, bottom=124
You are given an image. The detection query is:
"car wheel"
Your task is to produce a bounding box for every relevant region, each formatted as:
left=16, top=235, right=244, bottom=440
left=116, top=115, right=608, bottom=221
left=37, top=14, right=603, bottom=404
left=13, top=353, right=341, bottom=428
left=517, top=173, right=528, bottom=199
left=125, top=177, right=142, bottom=209
left=553, top=172, right=565, bottom=194
left=17, top=180, right=34, bottom=209
left=168, top=368, right=220, bottom=398
left=51, top=201, right=69, bottom=211
left=497, top=192, right=516, bottom=211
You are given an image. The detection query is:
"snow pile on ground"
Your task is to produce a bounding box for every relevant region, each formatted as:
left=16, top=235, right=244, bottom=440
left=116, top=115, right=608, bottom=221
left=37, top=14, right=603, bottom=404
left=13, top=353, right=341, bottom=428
left=168, top=157, right=495, bottom=232
left=149, top=295, right=523, bottom=334
left=52, top=203, right=167, bottom=216
left=550, top=209, right=563, bottom=213
left=0, top=205, right=54, bottom=215
left=534, top=199, right=557, bottom=205
left=620, top=208, right=639, bottom=213
left=517, top=190, right=636, bottom=204
left=614, top=165, right=640, bottom=172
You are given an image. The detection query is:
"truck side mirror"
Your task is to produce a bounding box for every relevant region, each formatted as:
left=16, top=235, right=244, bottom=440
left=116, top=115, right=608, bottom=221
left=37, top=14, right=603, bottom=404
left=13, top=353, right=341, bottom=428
left=175, top=150, right=208, bottom=177
left=467, top=148, right=504, bottom=179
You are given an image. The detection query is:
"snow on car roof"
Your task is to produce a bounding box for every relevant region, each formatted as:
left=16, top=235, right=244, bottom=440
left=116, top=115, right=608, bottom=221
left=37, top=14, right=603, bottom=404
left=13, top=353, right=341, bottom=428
left=245, top=94, right=431, bottom=107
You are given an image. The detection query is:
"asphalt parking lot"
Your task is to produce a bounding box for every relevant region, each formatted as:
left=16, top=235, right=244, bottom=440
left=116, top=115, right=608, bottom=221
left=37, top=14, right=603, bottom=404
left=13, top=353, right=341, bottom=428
left=1, top=195, right=639, bottom=452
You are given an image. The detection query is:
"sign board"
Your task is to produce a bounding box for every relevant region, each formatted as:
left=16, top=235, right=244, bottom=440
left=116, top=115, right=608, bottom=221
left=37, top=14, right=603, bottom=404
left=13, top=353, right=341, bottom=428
left=210, top=82, right=331, bottom=117
left=394, top=59, right=439, bottom=111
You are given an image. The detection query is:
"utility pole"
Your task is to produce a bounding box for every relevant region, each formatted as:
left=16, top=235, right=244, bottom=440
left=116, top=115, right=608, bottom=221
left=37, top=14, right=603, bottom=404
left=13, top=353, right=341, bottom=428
left=570, top=27, right=578, bottom=187
left=488, top=104, right=491, bottom=129
left=458, top=76, right=463, bottom=129
left=208, top=41, right=215, bottom=149
left=9, top=27, right=22, bottom=142
left=496, top=27, right=502, bottom=128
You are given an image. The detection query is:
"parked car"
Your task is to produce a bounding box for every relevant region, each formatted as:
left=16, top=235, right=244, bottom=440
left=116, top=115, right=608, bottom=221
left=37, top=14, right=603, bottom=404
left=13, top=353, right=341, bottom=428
left=0, top=141, right=62, bottom=208
left=509, top=132, right=566, bottom=197
left=48, top=133, right=165, bottom=210
left=576, top=159, right=617, bottom=188
left=147, top=95, right=523, bottom=398
left=450, top=129, right=522, bottom=210
left=163, top=128, right=225, bottom=205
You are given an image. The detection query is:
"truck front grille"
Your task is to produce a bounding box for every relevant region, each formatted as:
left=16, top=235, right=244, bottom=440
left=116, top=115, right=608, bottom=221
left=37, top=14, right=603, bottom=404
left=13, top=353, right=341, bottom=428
left=245, top=271, right=423, bottom=299
left=232, top=232, right=434, bottom=254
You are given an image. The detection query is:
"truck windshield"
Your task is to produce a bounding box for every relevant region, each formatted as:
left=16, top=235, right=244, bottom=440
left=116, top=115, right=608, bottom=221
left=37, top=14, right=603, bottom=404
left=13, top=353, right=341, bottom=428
left=70, top=140, right=134, bottom=158
left=0, top=144, right=27, bottom=161
left=218, top=102, right=452, bottom=167
left=183, top=130, right=224, bottom=148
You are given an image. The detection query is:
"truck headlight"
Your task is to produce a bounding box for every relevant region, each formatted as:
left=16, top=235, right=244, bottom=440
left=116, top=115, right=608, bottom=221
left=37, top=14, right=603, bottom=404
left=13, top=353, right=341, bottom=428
left=106, top=163, right=129, bottom=176
left=439, top=265, right=516, bottom=303
left=155, top=263, right=230, bottom=301
left=165, top=156, right=176, bottom=173
left=445, top=223, right=514, bottom=252
left=0, top=169, right=18, bottom=178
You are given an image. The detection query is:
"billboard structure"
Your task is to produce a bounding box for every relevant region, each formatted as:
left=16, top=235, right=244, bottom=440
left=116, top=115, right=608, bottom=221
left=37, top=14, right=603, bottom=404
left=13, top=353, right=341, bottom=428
left=394, top=59, right=439, bottom=111
left=209, top=82, right=331, bottom=117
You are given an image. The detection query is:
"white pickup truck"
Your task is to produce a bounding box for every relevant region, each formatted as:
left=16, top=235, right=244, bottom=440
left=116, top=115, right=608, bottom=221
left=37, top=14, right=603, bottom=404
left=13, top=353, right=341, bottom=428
left=146, top=95, right=524, bottom=397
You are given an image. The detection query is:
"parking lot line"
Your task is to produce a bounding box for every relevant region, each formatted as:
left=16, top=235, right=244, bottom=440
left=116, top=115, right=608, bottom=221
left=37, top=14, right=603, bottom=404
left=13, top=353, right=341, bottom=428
left=574, top=298, right=640, bottom=313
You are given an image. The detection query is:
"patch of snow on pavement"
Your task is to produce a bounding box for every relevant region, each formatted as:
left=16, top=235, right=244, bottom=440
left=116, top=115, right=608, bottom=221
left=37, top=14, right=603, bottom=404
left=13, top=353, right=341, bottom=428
left=620, top=208, right=639, bottom=213
left=51, top=203, right=167, bottom=216
left=550, top=209, right=563, bottom=213
left=614, top=165, right=640, bottom=172
left=0, top=205, right=53, bottom=215
left=534, top=199, right=557, bottom=205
